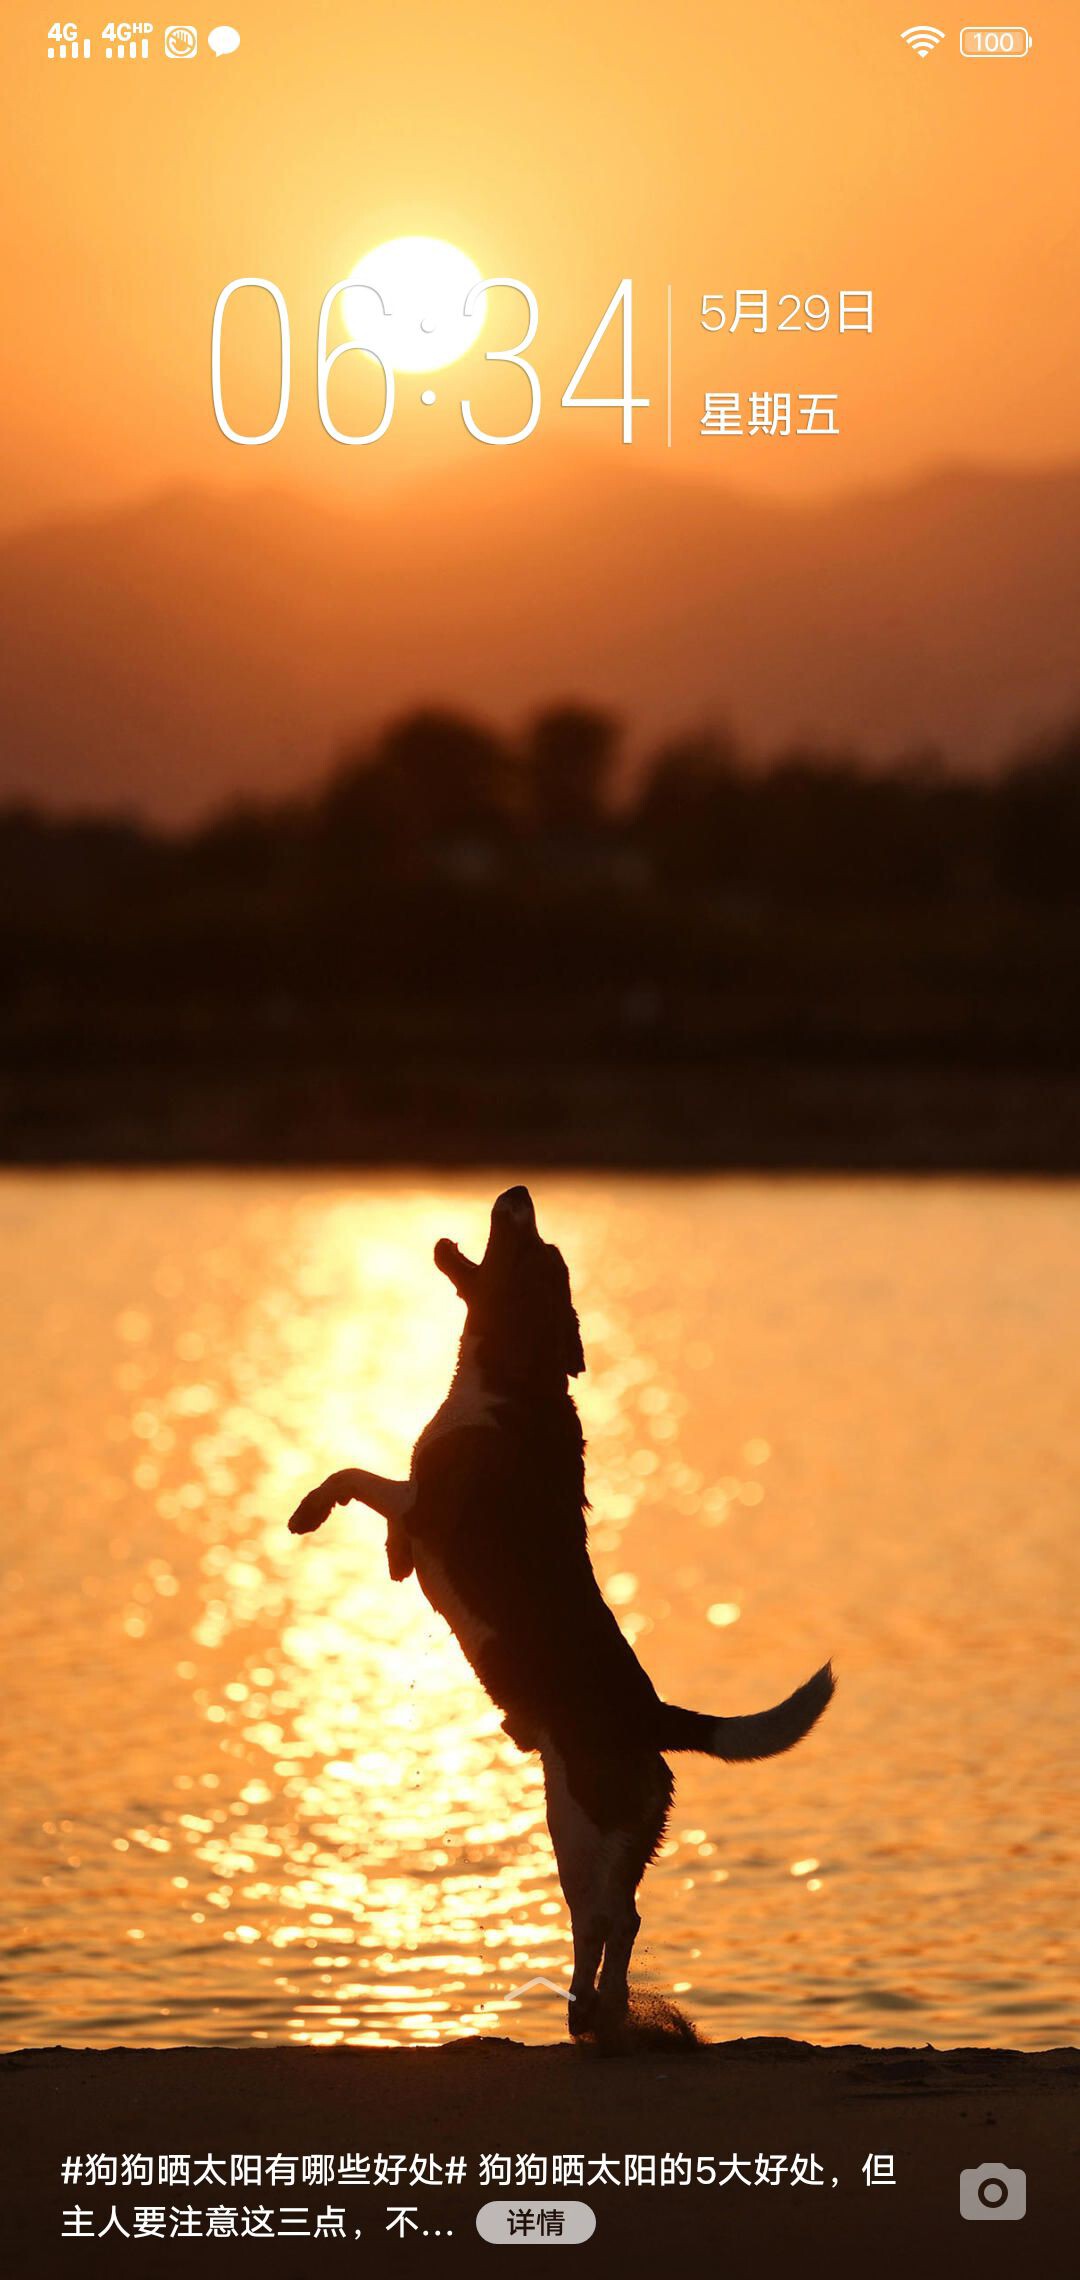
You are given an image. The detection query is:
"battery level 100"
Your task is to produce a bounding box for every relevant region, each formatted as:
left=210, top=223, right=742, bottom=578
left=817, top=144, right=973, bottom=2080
left=960, top=25, right=1033, bottom=55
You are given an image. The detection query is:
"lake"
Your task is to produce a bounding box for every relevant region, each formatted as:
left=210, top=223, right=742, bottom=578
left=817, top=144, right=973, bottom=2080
left=1, top=1173, right=1076, bottom=2051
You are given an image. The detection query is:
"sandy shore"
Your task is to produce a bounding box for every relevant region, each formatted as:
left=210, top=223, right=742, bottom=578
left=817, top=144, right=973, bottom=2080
left=2, top=2037, right=1074, bottom=2272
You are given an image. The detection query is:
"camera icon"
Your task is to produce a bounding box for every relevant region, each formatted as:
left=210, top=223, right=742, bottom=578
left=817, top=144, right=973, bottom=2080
left=959, top=2163, right=1026, bottom=2221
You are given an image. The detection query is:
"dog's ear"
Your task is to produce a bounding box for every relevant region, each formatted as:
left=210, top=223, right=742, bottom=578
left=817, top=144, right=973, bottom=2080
left=434, top=1239, right=479, bottom=1300
left=547, top=1247, right=585, bottom=1377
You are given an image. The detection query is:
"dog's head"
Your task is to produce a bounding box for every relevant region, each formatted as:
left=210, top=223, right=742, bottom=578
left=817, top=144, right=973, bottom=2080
left=434, top=1187, right=585, bottom=1393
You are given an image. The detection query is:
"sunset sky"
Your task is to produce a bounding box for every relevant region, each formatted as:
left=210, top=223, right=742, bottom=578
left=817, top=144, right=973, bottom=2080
left=6, top=0, right=1079, bottom=534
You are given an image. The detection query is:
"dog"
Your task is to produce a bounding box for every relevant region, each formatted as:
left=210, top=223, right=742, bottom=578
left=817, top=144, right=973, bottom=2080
left=288, top=1184, right=834, bottom=2039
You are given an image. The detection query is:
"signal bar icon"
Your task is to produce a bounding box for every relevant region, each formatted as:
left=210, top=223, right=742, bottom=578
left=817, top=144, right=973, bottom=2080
left=105, top=37, right=150, bottom=56
left=901, top=23, right=946, bottom=56
left=48, top=36, right=91, bottom=57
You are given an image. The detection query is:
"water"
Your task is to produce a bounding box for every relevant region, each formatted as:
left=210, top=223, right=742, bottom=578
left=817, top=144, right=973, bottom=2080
left=1, top=1173, right=1076, bottom=2052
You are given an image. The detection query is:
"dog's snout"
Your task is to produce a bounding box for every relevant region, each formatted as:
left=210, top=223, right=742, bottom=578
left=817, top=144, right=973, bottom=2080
left=493, top=1185, right=535, bottom=1223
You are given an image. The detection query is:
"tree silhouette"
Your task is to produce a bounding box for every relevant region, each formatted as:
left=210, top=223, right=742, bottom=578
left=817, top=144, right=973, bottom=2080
left=317, top=709, right=512, bottom=879
left=997, top=720, right=1080, bottom=902
left=523, top=705, right=622, bottom=835
left=633, top=731, right=745, bottom=888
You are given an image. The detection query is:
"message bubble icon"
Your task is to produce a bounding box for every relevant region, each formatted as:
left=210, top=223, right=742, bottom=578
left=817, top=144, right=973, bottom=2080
left=209, top=24, right=241, bottom=54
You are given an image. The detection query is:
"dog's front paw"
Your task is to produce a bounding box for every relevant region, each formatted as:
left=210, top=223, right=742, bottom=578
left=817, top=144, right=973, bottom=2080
left=501, top=1712, right=540, bottom=1753
left=288, top=1485, right=335, bottom=1536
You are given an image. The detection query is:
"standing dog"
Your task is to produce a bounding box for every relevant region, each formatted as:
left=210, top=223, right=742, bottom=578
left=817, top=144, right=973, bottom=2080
left=288, top=1185, right=834, bottom=2038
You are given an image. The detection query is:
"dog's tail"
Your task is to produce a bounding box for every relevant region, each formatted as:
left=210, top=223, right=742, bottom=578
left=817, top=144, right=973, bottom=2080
left=656, top=1660, right=835, bottom=1762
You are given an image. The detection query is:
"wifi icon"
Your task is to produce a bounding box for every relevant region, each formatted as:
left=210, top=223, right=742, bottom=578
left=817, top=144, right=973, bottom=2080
left=901, top=23, right=946, bottom=56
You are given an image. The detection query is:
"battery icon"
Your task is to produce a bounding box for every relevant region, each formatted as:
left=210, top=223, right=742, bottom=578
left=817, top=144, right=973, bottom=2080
left=960, top=25, right=1033, bottom=54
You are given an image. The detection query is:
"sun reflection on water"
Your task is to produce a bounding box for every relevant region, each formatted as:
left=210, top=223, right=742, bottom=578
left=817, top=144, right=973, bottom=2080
left=3, top=1174, right=1078, bottom=2051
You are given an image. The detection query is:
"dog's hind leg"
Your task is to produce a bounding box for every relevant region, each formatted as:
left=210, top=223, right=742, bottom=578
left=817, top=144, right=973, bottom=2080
left=568, top=1909, right=609, bottom=2038
left=542, top=1744, right=613, bottom=2037
left=594, top=1889, right=641, bottom=2026
left=593, top=1754, right=672, bottom=2034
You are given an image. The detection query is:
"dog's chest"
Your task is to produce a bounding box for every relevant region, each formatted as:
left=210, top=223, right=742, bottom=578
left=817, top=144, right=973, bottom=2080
left=410, top=1335, right=498, bottom=1468
left=408, top=1335, right=500, bottom=1667
left=412, top=1543, right=495, bottom=1669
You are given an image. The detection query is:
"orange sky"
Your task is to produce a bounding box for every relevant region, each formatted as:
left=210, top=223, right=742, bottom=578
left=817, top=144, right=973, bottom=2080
left=4, top=0, right=1079, bottom=532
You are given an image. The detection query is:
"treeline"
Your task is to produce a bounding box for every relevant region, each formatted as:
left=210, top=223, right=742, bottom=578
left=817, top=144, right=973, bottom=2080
left=1, top=707, right=1078, bottom=1164
left=3, top=704, right=1080, bottom=917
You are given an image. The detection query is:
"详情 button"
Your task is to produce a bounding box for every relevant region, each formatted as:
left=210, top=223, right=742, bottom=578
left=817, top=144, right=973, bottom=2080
left=476, top=2201, right=596, bottom=2244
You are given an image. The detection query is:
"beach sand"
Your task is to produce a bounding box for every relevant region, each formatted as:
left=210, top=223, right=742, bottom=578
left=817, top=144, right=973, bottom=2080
left=2, top=2035, right=1075, bottom=2273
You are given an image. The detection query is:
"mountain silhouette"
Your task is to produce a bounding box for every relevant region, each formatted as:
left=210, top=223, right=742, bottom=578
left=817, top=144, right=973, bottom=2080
left=1, top=457, right=1077, bottom=823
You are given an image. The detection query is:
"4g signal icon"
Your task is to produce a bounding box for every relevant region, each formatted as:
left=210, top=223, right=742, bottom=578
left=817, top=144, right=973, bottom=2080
left=47, top=23, right=90, bottom=54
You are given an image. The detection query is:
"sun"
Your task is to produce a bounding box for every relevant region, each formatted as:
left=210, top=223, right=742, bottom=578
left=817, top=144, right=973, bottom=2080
left=342, top=237, right=486, bottom=375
